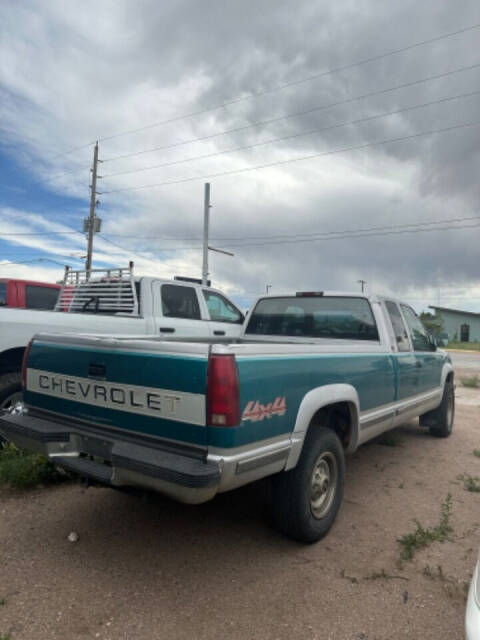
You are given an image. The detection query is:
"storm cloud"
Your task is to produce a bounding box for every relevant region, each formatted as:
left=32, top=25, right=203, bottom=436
left=1, top=0, right=480, bottom=310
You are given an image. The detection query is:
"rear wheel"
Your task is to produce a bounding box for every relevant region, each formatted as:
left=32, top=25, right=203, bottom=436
left=271, top=427, right=345, bottom=543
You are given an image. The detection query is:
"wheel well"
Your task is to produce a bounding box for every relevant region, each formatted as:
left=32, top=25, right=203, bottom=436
left=308, top=401, right=356, bottom=449
left=0, top=347, right=25, bottom=376
left=446, top=371, right=454, bottom=384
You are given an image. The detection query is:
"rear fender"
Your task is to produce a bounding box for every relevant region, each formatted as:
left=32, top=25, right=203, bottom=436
left=285, top=384, right=360, bottom=470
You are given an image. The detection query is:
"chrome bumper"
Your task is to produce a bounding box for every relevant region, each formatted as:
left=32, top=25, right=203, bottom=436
left=0, top=409, right=220, bottom=504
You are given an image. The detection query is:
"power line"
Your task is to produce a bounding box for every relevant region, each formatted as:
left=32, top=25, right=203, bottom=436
left=93, top=22, right=480, bottom=145
left=99, top=217, right=480, bottom=254
left=101, top=87, right=480, bottom=178
left=102, top=118, right=480, bottom=194
left=216, top=221, right=480, bottom=249
left=104, top=214, right=480, bottom=243
left=44, top=22, right=480, bottom=162
left=102, top=62, right=480, bottom=164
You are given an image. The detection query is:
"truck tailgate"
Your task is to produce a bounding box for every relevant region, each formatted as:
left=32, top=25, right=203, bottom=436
left=24, top=335, right=210, bottom=448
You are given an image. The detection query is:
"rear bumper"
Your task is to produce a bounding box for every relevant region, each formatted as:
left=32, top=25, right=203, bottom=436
left=0, top=410, right=220, bottom=504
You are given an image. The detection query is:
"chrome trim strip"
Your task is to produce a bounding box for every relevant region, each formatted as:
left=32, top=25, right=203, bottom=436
left=359, top=387, right=442, bottom=430
left=235, top=448, right=290, bottom=474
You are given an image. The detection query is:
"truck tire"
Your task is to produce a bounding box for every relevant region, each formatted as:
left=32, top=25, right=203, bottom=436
left=0, top=372, right=22, bottom=411
left=271, top=427, right=345, bottom=543
left=423, top=380, right=455, bottom=438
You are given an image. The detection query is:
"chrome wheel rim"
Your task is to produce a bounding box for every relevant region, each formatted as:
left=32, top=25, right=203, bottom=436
left=0, top=391, right=23, bottom=410
left=310, top=452, right=338, bottom=519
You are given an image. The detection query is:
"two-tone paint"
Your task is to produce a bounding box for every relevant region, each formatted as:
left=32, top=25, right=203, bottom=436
left=1, top=293, right=453, bottom=504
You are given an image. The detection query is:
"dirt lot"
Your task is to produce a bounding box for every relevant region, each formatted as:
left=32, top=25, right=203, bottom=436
left=1, top=381, right=479, bottom=640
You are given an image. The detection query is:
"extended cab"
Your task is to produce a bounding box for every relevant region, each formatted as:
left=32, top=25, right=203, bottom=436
left=0, top=266, right=244, bottom=409
left=0, top=292, right=454, bottom=542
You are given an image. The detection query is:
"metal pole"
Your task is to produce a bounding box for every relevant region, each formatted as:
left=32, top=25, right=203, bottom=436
left=85, top=141, right=99, bottom=278
left=202, top=182, right=210, bottom=285
left=357, top=279, right=366, bottom=293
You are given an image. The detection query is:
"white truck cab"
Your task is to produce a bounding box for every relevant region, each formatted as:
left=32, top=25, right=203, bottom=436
left=0, top=265, right=244, bottom=409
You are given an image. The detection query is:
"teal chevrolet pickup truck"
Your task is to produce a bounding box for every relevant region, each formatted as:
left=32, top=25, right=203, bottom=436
left=0, top=292, right=454, bottom=542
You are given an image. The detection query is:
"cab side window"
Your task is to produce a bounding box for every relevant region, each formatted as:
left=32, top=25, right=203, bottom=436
left=385, top=301, right=410, bottom=352
left=400, top=305, right=433, bottom=351
left=161, top=285, right=201, bottom=320
left=203, top=290, right=244, bottom=324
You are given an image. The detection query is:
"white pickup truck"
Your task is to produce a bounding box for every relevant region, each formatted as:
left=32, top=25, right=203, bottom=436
left=0, top=266, right=244, bottom=409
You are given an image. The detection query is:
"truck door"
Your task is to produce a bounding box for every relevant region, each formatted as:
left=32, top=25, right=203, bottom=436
left=400, top=305, right=441, bottom=393
left=201, top=289, right=244, bottom=338
left=153, top=283, right=210, bottom=338
left=384, top=301, right=418, bottom=401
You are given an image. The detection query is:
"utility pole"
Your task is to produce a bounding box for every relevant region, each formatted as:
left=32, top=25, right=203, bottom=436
left=357, top=279, right=366, bottom=293
left=266, top=285, right=272, bottom=294
left=201, top=183, right=234, bottom=284
left=85, top=141, right=101, bottom=277
left=202, top=183, right=211, bottom=286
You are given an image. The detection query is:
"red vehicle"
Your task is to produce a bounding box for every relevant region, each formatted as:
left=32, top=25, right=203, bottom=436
left=0, top=278, right=60, bottom=310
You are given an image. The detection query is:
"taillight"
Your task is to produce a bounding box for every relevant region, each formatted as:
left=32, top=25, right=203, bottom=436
left=21, top=339, right=33, bottom=389
left=206, top=354, right=240, bottom=427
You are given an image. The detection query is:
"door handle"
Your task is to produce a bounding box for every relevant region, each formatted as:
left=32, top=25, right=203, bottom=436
left=416, top=361, right=423, bottom=368
left=213, top=330, right=226, bottom=336
left=159, top=327, right=175, bottom=333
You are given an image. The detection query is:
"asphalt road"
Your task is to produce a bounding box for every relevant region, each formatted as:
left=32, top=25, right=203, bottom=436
left=448, top=349, right=480, bottom=371
left=1, top=393, right=479, bottom=640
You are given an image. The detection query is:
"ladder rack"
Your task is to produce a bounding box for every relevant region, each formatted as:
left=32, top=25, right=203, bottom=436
left=54, top=265, right=139, bottom=315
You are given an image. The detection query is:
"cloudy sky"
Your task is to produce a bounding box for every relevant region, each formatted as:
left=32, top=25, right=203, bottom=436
left=1, top=0, right=480, bottom=311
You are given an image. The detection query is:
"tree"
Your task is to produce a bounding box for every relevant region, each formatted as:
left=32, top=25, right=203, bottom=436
left=419, top=311, right=444, bottom=336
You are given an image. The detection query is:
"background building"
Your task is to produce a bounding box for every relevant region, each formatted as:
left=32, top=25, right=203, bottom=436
left=429, top=306, right=480, bottom=343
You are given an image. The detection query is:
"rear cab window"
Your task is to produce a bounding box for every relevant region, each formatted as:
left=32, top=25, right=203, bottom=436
left=203, top=290, right=244, bottom=324
left=245, top=296, right=379, bottom=340
left=25, top=285, right=59, bottom=310
left=161, top=284, right=201, bottom=319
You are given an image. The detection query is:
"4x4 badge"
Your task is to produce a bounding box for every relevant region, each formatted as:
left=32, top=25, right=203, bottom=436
left=242, top=396, right=286, bottom=422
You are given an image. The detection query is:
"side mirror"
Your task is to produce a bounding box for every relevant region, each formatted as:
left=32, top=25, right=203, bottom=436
left=428, top=334, right=437, bottom=351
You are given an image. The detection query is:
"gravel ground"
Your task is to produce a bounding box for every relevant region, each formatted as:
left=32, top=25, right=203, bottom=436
left=1, top=386, right=479, bottom=639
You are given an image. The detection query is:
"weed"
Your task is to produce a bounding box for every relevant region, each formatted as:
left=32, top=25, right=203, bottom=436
left=460, top=375, right=479, bottom=388
left=398, top=483, right=404, bottom=489
left=0, top=633, right=12, bottom=640
left=0, top=443, right=62, bottom=489
left=473, top=450, right=480, bottom=458
left=0, top=598, right=5, bottom=606
left=398, top=493, right=453, bottom=561
left=458, top=473, right=480, bottom=493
